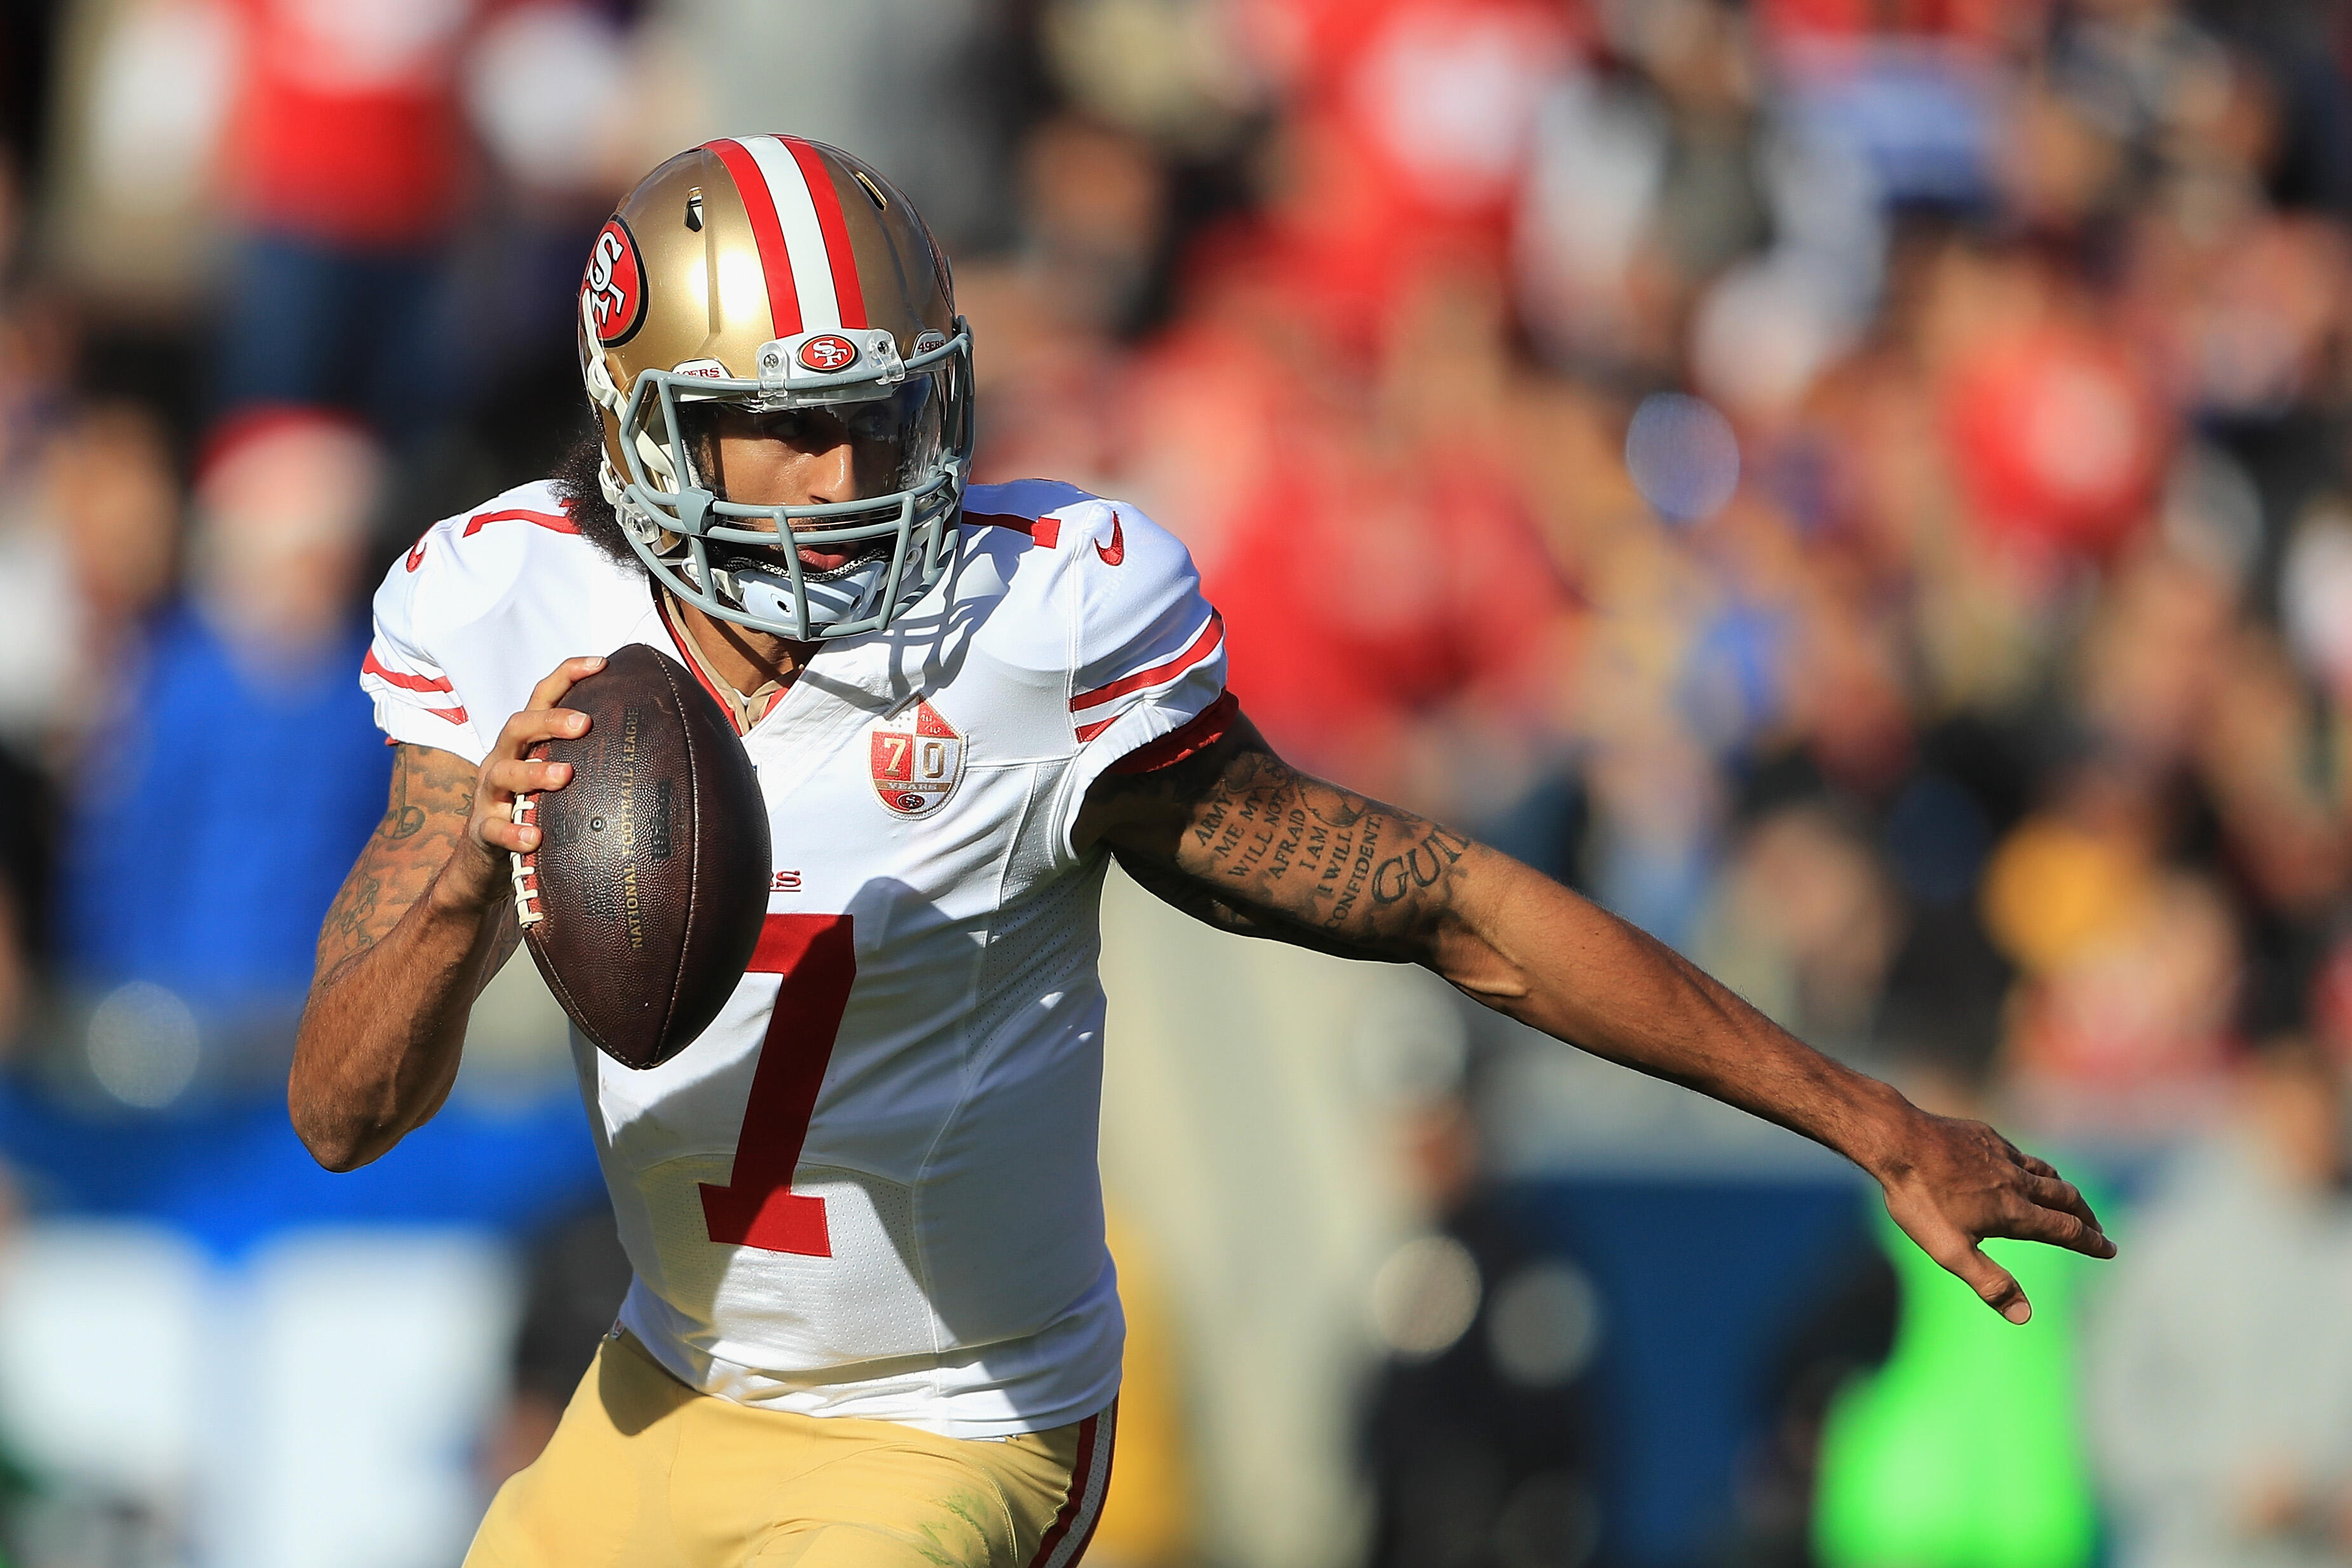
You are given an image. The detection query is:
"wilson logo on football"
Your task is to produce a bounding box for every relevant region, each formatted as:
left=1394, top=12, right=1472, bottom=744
left=798, top=334, right=859, bottom=372
left=869, top=700, right=965, bottom=819
left=583, top=217, right=648, bottom=346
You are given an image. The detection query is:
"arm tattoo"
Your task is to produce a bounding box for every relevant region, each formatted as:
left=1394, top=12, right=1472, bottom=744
left=1096, top=727, right=1476, bottom=964
left=381, top=751, right=432, bottom=839
left=315, top=744, right=514, bottom=990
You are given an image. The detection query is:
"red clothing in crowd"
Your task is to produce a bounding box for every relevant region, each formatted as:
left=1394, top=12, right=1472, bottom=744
left=1234, top=0, right=1578, bottom=350
left=1123, top=306, right=1569, bottom=788
left=222, top=0, right=499, bottom=244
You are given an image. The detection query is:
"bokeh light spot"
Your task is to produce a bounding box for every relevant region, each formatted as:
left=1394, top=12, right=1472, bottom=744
left=1625, top=392, right=1740, bottom=523
left=1487, top=1259, right=1604, bottom=1387
left=86, top=982, right=200, bottom=1109
left=1370, top=1234, right=1483, bottom=1360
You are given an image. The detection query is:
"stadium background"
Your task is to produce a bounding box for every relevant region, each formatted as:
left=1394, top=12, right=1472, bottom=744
left=0, top=1, right=2346, bottom=1565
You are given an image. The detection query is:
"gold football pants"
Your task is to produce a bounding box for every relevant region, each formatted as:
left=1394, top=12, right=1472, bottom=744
left=464, top=1331, right=1115, bottom=1567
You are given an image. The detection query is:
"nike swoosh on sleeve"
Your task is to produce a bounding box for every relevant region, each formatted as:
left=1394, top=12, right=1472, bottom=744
left=1094, top=513, right=1125, bottom=566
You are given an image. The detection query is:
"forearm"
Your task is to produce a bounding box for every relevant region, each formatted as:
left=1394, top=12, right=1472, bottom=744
left=290, top=866, right=512, bottom=1170
left=1430, top=848, right=1914, bottom=1171
left=1089, top=726, right=1917, bottom=1170
left=289, top=740, right=521, bottom=1172
left=292, top=673, right=599, bottom=1169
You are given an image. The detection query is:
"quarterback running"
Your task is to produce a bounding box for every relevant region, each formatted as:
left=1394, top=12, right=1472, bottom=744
left=289, top=137, right=2114, bottom=1568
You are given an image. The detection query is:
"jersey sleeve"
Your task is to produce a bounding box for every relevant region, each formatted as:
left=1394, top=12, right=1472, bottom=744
left=1048, top=499, right=1230, bottom=856
left=357, top=479, right=615, bottom=766
left=361, top=526, right=493, bottom=763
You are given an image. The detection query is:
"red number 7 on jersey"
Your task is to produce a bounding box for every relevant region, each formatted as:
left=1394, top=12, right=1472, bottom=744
left=698, top=913, right=855, bottom=1255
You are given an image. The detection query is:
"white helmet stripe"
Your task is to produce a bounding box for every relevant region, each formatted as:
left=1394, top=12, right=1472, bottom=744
left=737, top=134, right=842, bottom=332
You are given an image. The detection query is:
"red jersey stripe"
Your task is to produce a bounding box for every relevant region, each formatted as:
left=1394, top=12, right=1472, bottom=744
left=459, top=508, right=578, bottom=538
left=703, top=138, right=803, bottom=339
left=363, top=649, right=454, bottom=694
left=1105, top=689, right=1238, bottom=773
left=782, top=137, right=868, bottom=329
left=1071, top=612, right=1223, bottom=712
left=963, top=511, right=1063, bottom=549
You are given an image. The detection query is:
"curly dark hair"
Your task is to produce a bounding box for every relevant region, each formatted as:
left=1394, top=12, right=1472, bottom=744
left=550, top=422, right=642, bottom=574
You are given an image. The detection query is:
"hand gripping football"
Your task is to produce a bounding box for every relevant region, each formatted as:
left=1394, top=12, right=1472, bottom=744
left=509, top=643, right=769, bottom=1069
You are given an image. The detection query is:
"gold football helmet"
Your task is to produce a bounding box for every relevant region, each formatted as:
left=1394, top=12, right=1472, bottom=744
left=578, top=136, right=973, bottom=640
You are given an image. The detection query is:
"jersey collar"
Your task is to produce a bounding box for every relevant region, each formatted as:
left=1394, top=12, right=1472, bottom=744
left=645, top=548, right=977, bottom=741
left=653, top=591, right=789, bottom=736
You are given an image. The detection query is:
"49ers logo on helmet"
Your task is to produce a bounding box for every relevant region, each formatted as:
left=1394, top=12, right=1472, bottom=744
left=582, top=217, right=648, bottom=347
left=798, top=334, right=859, bottom=372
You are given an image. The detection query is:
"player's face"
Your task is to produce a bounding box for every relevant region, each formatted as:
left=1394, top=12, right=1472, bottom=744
left=696, top=403, right=900, bottom=572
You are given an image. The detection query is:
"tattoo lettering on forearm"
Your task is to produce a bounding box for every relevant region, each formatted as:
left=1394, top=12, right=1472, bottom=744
left=1264, top=808, right=1311, bottom=882
left=1320, top=818, right=1380, bottom=929
left=1373, top=825, right=1471, bottom=905
left=1101, top=731, right=1475, bottom=961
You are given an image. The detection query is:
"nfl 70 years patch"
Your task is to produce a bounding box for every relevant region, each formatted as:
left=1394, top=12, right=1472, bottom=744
left=869, top=699, right=965, bottom=818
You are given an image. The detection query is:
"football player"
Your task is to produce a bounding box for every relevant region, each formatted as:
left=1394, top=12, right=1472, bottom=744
left=290, top=139, right=2112, bottom=1568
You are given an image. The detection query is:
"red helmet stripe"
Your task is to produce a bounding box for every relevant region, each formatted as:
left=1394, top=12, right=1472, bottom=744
left=702, top=137, right=803, bottom=339
left=737, top=135, right=843, bottom=332
left=781, top=137, right=869, bottom=330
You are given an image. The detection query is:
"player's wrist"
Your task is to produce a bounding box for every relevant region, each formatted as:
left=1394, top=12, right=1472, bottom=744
left=1833, top=1073, right=1929, bottom=1185
left=425, top=839, right=506, bottom=921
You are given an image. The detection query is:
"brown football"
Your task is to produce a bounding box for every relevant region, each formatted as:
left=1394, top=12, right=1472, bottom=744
left=510, top=642, right=769, bottom=1069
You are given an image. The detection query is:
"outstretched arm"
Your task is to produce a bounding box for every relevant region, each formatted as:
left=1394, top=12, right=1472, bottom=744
left=1075, top=708, right=2114, bottom=1323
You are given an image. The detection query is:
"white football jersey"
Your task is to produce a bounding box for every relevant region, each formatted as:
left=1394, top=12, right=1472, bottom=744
left=362, top=477, right=1228, bottom=1437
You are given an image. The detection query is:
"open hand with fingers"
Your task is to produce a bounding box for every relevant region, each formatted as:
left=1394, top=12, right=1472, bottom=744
left=1872, top=1109, right=2115, bottom=1323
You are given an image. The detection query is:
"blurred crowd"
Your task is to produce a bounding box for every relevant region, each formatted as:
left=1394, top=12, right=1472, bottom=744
left=976, top=0, right=2352, bottom=1551
left=0, top=0, right=2350, bottom=1565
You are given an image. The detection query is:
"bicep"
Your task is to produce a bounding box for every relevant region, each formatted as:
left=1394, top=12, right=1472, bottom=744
left=1082, top=711, right=1474, bottom=963
left=314, top=742, right=513, bottom=987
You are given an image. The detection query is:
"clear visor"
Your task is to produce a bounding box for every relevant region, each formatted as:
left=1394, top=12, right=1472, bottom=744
left=670, top=377, right=946, bottom=536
